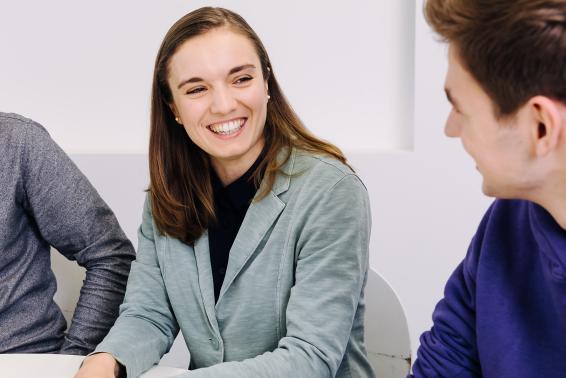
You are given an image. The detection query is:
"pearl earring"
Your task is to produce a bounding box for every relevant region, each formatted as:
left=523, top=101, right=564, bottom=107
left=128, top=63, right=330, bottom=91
left=175, top=117, right=181, bottom=124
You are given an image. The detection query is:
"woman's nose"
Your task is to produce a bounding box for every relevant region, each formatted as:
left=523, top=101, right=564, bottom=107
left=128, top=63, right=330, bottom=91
left=210, top=87, right=237, bottom=115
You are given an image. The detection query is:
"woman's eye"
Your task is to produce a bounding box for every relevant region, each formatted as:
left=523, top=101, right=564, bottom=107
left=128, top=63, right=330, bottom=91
left=187, top=87, right=206, bottom=95
left=234, top=76, right=252, bottom=85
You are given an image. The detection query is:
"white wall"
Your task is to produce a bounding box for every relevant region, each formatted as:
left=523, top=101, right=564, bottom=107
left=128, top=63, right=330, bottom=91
left=0, top=0, right=414, bottom=153
left=4, top=0, right=496, bottom=365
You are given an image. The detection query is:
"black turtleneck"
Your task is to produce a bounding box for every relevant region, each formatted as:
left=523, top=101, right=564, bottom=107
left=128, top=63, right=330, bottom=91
left=208, top=155, right=264, bottom=302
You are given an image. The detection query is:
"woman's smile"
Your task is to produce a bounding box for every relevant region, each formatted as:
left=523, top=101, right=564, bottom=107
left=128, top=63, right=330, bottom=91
left=207, top=117, right=247, bottom=138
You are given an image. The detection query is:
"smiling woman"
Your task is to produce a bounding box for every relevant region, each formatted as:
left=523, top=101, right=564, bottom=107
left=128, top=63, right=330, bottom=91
left=167, top=29, right=268, bottom=187
left=75, top=6, right=374, bottom=378
left=146, top=8, right=349, bottom=247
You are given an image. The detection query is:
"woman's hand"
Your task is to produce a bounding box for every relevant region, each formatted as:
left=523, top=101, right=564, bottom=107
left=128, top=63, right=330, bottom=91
left=74, top=353, right=121, bottom=378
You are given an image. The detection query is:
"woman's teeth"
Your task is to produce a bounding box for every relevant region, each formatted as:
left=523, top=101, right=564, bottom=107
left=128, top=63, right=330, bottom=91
left=208, top=119, right=245, bottom=135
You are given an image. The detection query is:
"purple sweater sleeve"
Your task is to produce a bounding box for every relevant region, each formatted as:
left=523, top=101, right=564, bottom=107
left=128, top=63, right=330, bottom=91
left=410, top=208, right=493, bottom=377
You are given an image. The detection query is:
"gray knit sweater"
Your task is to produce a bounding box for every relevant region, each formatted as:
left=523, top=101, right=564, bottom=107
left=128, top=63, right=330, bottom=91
left=0, top=113, right=135, bottom=355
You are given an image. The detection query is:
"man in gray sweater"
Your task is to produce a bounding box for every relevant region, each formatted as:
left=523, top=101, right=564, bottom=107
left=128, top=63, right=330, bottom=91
left=0, top=113, right=136, bottom=355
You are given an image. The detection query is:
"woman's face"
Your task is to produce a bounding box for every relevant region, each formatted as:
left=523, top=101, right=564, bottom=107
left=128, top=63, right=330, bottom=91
left=167, top=28, right=269, bottom=173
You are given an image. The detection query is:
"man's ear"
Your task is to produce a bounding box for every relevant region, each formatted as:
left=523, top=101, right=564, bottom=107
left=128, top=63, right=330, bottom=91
left=527, top=96, right=563, bottom=157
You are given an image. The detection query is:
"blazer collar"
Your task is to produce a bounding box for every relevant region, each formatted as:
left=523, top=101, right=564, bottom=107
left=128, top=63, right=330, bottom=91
left=179, top=148, right=299, bottom=335
left=192, top=148, right=298, bottom=322
left=269, top=147, right=296, bottom=196
left=216, top=148, right=296, bottom=305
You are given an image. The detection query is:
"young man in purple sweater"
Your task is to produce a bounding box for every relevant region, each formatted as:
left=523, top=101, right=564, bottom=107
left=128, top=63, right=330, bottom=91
left=412, top=1, right=566, bottom=377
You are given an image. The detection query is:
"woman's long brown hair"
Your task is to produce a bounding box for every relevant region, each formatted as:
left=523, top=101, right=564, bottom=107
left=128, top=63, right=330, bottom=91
left=149, top=7, right=348, bottom=244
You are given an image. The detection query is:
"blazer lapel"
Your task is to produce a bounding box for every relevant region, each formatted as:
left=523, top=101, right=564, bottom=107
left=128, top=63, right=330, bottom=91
left=193, top=231, right=221, bottom=335
left=216, top=149, right=296, bottom=305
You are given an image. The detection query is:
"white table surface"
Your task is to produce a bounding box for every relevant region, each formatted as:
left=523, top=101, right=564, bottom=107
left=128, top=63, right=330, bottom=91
left=0, top=354, right=187, bottom=378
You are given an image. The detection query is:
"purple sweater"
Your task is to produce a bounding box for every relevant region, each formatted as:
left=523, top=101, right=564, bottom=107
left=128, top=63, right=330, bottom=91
left=412, top=199, right=566, bottom=377
left=0, top=113, right=135, bottom=355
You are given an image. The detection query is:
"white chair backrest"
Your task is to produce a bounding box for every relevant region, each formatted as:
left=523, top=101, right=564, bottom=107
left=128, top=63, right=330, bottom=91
left=51, top=248, right=86, bottom=327
left=364, top=267, right=411, bottom=377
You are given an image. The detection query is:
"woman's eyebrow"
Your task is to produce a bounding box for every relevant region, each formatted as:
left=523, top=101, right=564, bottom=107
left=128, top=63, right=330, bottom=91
left=228, top=64, right=256, bottom=75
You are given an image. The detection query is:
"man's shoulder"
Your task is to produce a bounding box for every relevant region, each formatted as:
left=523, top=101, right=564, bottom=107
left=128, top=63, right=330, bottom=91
left=468, top=199, right=534, bottom=262
left=483, top=198, right=531, bottom=227
left=0, top=113, right=58, bottom=164
left=0, top=113, right=49, bottom=141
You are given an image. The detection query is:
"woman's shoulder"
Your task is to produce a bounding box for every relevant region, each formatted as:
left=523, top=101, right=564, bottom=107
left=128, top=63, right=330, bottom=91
left=293, top=149, right=355, bottom=176
left=289, top=149, right=366, bottom=193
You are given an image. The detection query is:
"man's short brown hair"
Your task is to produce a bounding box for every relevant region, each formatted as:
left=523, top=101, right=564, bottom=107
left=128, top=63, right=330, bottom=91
left=425, top=0, right=566, bottom=117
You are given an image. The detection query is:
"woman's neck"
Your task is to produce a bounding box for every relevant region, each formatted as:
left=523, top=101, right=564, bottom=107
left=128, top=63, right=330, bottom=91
left=211, top=141, right=264, bottom=186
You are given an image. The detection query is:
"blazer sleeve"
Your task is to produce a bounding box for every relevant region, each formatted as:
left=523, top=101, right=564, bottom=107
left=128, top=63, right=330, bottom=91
left=409, top=206, right=493, bottom=378
left=93, top=196, right=180, bottom=378
left=174, top=173, right=371, bottom=378
left=19, top=122, right=135, bottom=355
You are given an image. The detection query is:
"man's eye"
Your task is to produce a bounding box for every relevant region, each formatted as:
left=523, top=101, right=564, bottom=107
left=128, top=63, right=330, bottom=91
left=234, top=76, right=252, bottom=85
left=187, top=87, right=206, bottom=95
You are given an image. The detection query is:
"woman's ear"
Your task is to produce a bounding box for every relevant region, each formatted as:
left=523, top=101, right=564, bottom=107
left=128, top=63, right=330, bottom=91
left=169, top=103, right=182, bottom=125
left=528, top=96, right=563, bottom=157
left=264, top=80, right=270, bottom=102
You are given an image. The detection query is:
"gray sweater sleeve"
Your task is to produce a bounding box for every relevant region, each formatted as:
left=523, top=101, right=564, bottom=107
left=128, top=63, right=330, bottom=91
left=19, top=119, right=136, bottom=355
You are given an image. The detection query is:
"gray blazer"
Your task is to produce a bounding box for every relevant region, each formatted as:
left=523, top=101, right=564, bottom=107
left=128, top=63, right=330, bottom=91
left=95, top=149, right=375, bottom=377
